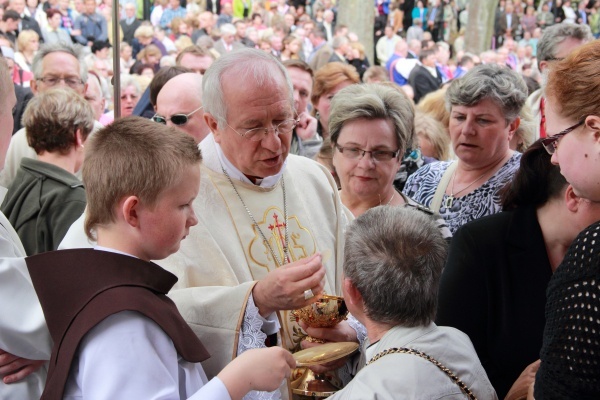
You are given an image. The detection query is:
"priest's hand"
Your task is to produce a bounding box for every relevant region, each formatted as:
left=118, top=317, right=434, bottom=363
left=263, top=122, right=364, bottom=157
left=295, top=112, right=318, bottom=140
left=0, top=349, right=45, bottom=384
left=298, top=320, right=359, bottom=373
left=217, top=347, right=295, bottom=400
left=253, top=253, right=325, bottom=318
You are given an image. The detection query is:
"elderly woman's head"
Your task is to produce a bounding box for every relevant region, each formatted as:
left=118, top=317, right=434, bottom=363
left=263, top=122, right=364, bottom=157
left=343, top=206, right=447, bottom=327
left=120, top=75, right=141, bottom=117
left=544, top=40, right=600, bottom=201
left=445, top=64, right=527, bottom=167
left=24, top=87, right=94, bottom=159
left=330, top=84, right=414, bottom=203
left=311, top=62, right=360, bottom=136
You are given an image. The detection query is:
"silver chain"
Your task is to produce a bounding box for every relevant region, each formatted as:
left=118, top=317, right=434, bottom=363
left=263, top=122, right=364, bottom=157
left=367, top=347, right=477, bottom=400
left=221, top=167, right=290, bottom=267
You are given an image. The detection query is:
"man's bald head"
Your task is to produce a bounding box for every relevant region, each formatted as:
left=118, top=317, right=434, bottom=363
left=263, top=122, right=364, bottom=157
left=156, top=73, right=208, bottom=143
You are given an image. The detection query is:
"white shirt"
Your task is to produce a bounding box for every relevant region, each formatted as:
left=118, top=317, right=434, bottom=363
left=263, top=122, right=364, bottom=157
left=63, top=310, right=231, bottom=400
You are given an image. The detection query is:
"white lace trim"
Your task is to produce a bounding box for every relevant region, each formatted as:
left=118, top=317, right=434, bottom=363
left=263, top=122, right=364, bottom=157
left=238, top=294, right=282, bottom=400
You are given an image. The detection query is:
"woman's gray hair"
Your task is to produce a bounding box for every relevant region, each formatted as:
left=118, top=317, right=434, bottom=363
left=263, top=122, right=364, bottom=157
left=445, top=64, right=527, bottom=124
left=121, top=74, right=141, bottom=95
left=329, top=83, right=414, bottom=156
left=202, top=48, right=294, bottom=129
left=343, top=206, right=447, bottom=327
left=32, top=42, right=88, bottom=84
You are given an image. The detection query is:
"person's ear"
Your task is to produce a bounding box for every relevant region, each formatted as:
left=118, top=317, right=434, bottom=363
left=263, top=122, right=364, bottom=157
left=74, top=128, right=85, bottom=148
left=204, top=112, right=221, bottom=142
left=30, top=78, right=38, bottom=95
left=343, top=277, right=363, bottom=309
left=507, top=116, right=520, bottom=141
left=565, top=185, right=582, bottom=213
left=585, top=115, right=600, bottom=141
left=121, top=196, right=142, bottom=228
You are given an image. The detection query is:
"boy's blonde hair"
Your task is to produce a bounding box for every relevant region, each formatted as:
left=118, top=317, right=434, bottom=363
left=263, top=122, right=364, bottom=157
left=83, top=116, right=201, bottom=240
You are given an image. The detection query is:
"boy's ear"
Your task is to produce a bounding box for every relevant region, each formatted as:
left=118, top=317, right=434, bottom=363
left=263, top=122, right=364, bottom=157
left=121, top=196, right=142, bottom=228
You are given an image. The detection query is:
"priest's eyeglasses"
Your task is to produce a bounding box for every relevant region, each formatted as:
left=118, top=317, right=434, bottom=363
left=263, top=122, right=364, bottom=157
left=152, top=106, right=203, bottom=126
left=227, top=119, right=299, bottom=141
left=335, top=144, right=400, bottom=162
left=541, top=120, right=585, bottom=155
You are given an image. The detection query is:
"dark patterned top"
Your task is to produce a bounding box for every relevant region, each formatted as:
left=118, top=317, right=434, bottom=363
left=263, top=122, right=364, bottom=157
left=535, top=221, right=600, bottom=399
left=402, top=152, right=521, bottom=234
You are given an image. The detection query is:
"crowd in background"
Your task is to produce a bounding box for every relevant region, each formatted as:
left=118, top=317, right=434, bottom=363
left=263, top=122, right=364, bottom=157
left=0, top=0, right=597, bottom=128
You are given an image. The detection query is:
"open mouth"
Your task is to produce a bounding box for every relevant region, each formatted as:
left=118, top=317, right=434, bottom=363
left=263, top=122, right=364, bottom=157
left=263, top=155, right=281, bottom=166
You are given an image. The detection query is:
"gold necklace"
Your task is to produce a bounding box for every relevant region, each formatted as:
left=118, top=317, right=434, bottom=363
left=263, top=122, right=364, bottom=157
left=445, top=157, right=506, bottom=209
left=379, top=191, right=396, bottom=206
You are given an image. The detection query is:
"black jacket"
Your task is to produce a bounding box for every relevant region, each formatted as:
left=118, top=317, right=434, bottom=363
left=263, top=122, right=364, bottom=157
left=436, top=206, right=552, bottom=398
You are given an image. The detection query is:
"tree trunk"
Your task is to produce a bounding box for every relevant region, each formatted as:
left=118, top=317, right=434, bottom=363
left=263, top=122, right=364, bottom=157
left=337, top=0, right=375, bottom=66
left=465, top=0, right=499, bottom=55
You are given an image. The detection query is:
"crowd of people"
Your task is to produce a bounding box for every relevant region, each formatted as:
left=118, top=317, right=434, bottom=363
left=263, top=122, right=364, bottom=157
left=0, top=0, right=599, bottom=399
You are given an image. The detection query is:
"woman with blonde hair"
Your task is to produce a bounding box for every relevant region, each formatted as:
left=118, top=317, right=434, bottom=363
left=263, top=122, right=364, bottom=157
left=415, top=112, right=451, bottom=161
left=14, top=30, right=39, bottom=72
left=280, top=35, right=301, bottom=61
left=417, top=86, right=450, bottom=133
left=347, top=41, right=370, bottom=80
left=311, top=62, right=360, bottom=139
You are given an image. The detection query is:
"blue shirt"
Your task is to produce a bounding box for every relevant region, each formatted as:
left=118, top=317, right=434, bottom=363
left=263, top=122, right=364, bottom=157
left=73, top=12, right=107, bottom=45
left=159, top=6, right=186, bottom=31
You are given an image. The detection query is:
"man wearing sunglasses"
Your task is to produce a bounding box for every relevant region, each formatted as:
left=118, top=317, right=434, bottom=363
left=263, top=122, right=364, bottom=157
left=154, top=72, right=209, bottom=143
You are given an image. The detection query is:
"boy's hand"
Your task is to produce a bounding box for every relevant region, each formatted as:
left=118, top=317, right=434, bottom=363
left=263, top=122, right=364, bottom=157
left=218, top=347, right=295, bottom=400
left=252, top=253, right=325, bottom=317
left=0, top=349, right=45, bottom=384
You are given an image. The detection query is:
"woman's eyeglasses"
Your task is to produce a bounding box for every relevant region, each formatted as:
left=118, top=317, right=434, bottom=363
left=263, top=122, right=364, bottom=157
left=152, top=106, right=203, bottom=126
left=335, top=144, right=400, bottom=162
left=541, top=120, right=585, bottom=155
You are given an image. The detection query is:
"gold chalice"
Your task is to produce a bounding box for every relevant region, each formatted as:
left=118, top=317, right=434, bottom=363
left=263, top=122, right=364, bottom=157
left=290, top=295, right=355, bottom=398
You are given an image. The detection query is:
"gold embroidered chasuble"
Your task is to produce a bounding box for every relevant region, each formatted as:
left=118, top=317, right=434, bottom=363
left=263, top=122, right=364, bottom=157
left=162, top=140, right=347, bottom=386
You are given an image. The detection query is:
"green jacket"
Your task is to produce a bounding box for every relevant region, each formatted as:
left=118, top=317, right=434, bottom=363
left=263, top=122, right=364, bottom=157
left=232, top=0, right=252, bottom=19
left=1, top=158, right=86, bottom=256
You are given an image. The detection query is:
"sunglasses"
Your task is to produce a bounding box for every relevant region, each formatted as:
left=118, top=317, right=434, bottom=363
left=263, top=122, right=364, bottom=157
left=540, top=120, right=585, bottom=155
left=152, top=106, right=203, bottom=126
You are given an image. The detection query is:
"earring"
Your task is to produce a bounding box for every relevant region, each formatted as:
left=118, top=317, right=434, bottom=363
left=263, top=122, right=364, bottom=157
left=316, top=111, right=320, bottom=120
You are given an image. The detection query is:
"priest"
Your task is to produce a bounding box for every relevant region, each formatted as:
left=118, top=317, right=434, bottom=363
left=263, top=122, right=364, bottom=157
left=162, top=48, right=350, bottom=398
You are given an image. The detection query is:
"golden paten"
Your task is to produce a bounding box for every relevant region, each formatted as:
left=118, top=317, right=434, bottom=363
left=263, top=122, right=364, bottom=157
left=293, top=341, right=359, bottom=367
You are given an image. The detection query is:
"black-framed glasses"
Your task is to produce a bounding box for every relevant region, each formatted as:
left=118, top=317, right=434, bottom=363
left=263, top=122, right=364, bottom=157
left=152, top=106, right=203, bottom=126
left=541, top=120, right=585, bottom=155
left=226, top=118, right=298, bottom=141
left=335, top=144, right=400, bottom=162
left=36, top=76, right=84, bottom=88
